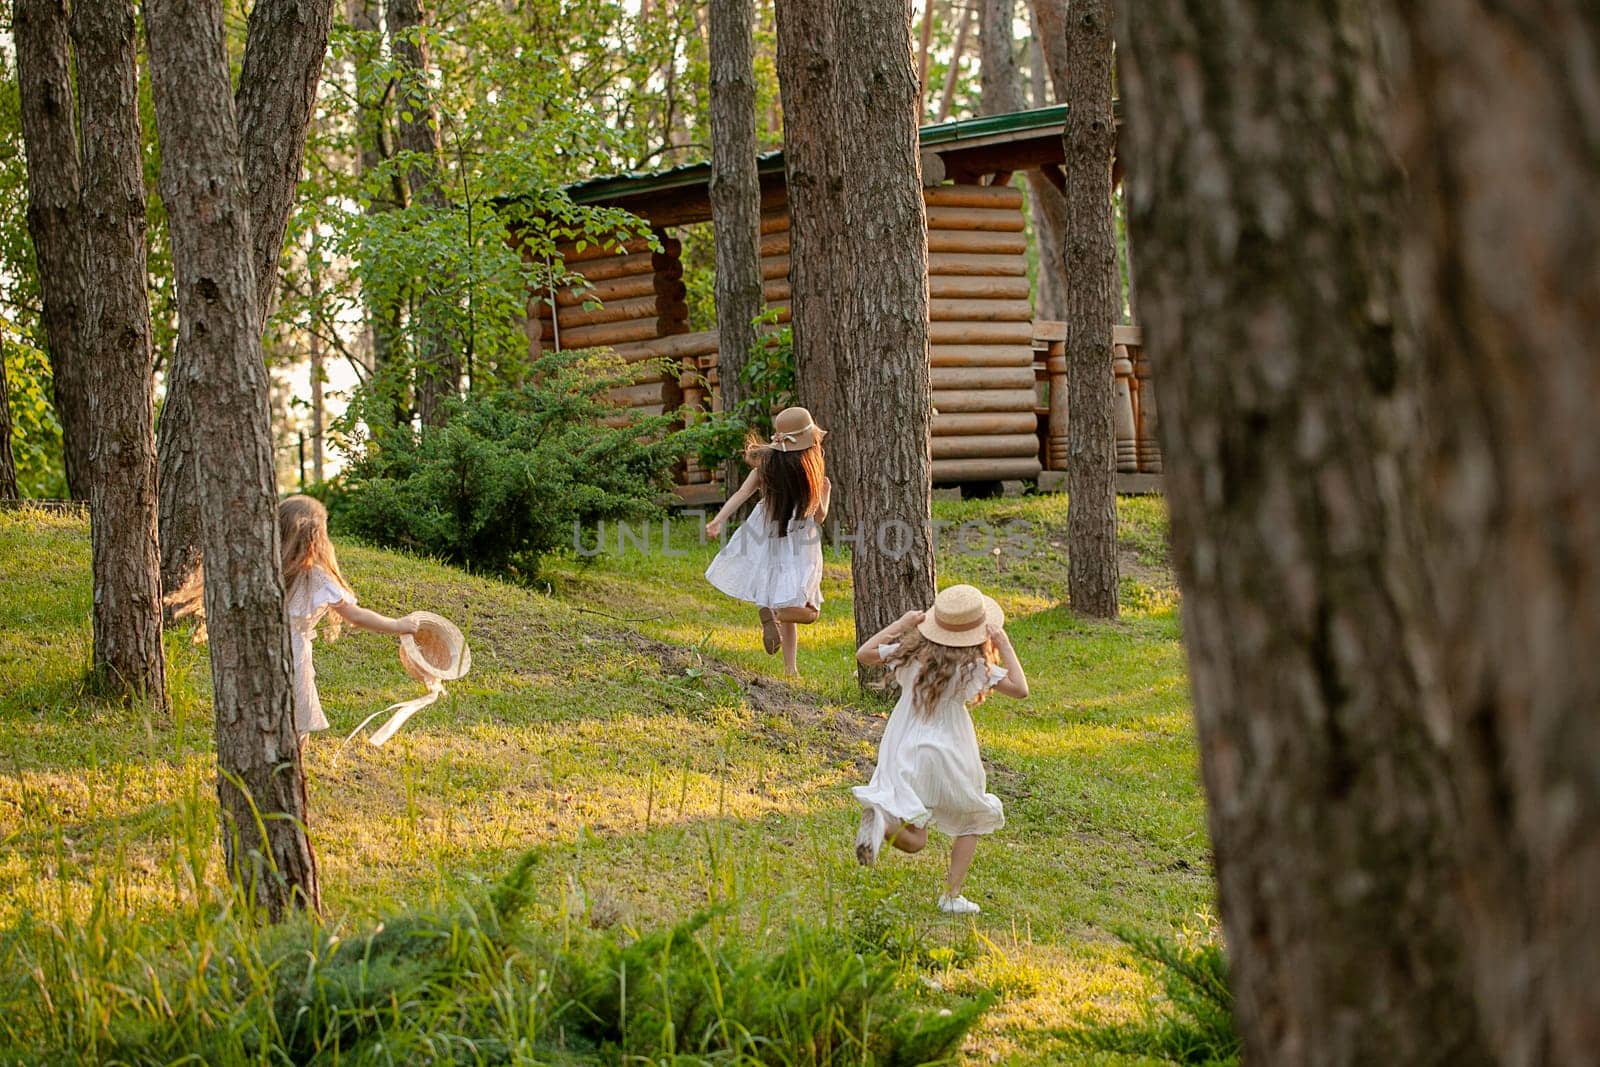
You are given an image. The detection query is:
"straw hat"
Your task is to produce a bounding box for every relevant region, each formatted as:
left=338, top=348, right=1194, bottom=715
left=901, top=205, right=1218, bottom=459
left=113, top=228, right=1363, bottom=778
left=768, top=406, right=826, bottom=452
left=398, top=611, right=472, bottom=683
left=917, top=584, right=1005, bottom=647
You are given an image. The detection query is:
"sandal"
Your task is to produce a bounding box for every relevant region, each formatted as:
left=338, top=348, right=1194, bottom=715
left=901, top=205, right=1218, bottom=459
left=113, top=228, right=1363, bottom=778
left=758, top=607, right=780, bottom=655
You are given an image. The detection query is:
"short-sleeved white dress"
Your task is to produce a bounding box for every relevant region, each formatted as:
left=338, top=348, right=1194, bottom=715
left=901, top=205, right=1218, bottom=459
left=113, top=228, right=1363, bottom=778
left=286, top=566, right=354, bottom=735
left=852, top=642, right=1008, bottom=837
left=704, top=499, right=825, bottom=611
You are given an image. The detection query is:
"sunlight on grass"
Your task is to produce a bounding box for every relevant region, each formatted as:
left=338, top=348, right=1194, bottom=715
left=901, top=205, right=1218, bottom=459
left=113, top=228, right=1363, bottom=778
left=0, top=495, right=1210, bottom=1062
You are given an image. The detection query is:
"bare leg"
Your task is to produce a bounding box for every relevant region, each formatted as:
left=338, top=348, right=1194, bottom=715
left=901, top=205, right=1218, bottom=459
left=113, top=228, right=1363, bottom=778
left=945, top=835, right=979, bottom=896
left=886, top=819, right=927, bottom=854
left=780, top=621, right=799, bottom=675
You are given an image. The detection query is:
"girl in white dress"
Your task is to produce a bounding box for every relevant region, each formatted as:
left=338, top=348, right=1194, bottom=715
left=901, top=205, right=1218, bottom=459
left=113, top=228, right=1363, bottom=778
left=704, top=406, right=832, bottom=676
left=169, top=495, right=419, bottom=741
left=852, top=584, right=1030, bottom=915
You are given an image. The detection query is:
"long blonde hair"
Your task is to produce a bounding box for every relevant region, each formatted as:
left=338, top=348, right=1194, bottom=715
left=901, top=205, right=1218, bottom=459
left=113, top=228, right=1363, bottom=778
left=883, top=629, right=1000, bottom=719
left=167, top=495, right=354, bottom=641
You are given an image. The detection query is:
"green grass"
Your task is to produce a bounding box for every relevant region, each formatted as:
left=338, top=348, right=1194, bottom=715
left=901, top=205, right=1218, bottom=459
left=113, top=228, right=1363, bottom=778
left=0, top=494, right=1212, bottom=1064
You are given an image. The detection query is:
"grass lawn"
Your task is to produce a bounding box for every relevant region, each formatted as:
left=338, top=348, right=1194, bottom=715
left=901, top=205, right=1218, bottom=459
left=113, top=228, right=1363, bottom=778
left=0, top=494, right=1213, bottom=1064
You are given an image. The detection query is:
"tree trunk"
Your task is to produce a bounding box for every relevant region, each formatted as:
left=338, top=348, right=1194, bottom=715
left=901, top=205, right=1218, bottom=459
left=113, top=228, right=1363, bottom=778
left=1116, top=2, right=1491, bottom=1061
left=775, top=0, right=936, bottom=670
left=1025, top=0, right=1068, bottom=102
left=980, top=0, right=1067, bottom=322
left=774, top=0, right=847, bottom=475
left=1384, top=5, right=1600, bottom=1062
left=147, top=0, right=321, bottom=920
left=158, top=0, right=336, bottom=598
left=13, top=0, right=90, bottom=501
left=387, top=0, right=459, bottom=426
left=916, top=0, right=935, bottom=97
left=309, top=253, right=326, bottom=484
left=708, top=0, right=763, bottom=487
left=1061, top=0, right=1117, bottom=618
left=936, top=2, right=974, bottom=122
left=0, top=353, right=17, bottom=501
left=69, top=0, right=168, bottom=702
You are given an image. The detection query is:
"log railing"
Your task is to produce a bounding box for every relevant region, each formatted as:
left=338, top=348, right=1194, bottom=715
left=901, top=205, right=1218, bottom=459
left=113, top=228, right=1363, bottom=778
left=1032, top=321, right=1160, bottom=476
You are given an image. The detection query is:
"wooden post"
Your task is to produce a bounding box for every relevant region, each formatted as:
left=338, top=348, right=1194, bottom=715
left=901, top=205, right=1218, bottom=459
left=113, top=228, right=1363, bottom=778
left=1113, top=344, right=1137, bottom=473
left=1046, top=344, right=1068, bottom=469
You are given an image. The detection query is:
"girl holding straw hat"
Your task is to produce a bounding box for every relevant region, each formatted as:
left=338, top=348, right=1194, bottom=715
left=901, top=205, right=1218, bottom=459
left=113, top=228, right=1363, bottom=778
left=851, top=584, right=1030, bottom=915
left=704, top=406, right=832, bottom=676
left=168, top=495, right=421, bottom=742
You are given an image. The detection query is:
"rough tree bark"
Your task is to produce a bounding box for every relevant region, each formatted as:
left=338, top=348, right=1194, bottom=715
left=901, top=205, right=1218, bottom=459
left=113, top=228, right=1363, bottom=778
left=158, top=0, right=336, bottom=600
left=0, top=354, right=17, bottom=501
left=147, top=0, right=321, bottom=919
left=13, top=0, right=90, bottom=499
left=70, top=0, right=167, bottom=701
left=775, top=0, right=936, bottom=669
left=1026, top=0, right=1069, bottom=105
left=1385, top=5, right=1600, bottom=1062
left=1116, top=1, right=1490, bottom=1061
left=17, top=0, right=167, bottom=701
left=708, top=0, right=764, bottom=485
left=388, top=0, right=459, bottom=426
left=1062, top=0, right=1118, bottom=618
left=979, top=0, right=1067, bottom=322
left=936, top=2, right=975, bottom=122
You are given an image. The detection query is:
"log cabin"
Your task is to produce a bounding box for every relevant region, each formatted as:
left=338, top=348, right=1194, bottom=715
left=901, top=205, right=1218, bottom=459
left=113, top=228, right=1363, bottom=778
left=512, top=106, right=1161, bottom=502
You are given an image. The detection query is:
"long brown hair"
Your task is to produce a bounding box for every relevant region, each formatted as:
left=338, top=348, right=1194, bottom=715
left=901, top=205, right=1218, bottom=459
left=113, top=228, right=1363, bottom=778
left=743, top=434, right=826, bottom=537
left=167, top=495, right=354, bottom=641
left=883, top=629, right=1001, bottom=719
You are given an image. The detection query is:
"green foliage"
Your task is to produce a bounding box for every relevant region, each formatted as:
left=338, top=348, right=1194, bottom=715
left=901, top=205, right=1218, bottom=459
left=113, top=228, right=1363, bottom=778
left=1, top=325, right=65, bottom=499
left=695, top=310, right=796, bottom=469
left=0, top=850, right=987, bottom=1065
left=335, top=350, right=694, bottom=580
left=1062, top=928, right=1239, bottom=1066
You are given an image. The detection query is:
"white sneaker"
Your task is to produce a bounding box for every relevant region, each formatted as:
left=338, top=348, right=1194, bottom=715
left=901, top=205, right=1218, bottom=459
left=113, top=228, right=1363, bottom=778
left=854, top=806, right=885, bottom=866
left=937, top=893, right=981, bottom=915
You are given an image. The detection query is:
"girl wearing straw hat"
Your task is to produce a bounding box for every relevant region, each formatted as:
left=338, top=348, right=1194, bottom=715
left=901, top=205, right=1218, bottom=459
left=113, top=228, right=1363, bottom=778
left=704, top=406, right=832, bottom=676
left=168, top=495, right=421, bottom=741
left=851, top=584, right=1030, bottom=915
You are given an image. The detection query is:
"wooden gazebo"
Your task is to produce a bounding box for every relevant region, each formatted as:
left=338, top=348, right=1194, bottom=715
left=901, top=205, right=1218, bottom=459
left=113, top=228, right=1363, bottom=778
left=517, top=107, right=1161, bottom=500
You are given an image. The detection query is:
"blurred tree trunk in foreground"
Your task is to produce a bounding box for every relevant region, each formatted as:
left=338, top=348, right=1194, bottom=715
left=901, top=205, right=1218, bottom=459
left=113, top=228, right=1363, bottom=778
left=1388, top=4, right=1600, bottom=1061
left=1061, top=0, right=1118, bottom=618
left=148, top=0, right=325, bottom=920
left=16, top=0, right=167, bottom=704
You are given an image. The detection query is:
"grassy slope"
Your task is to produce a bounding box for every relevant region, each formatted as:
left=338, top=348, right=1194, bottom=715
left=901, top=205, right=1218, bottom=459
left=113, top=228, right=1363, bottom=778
left=0, top=496, right=1210, bottom=1064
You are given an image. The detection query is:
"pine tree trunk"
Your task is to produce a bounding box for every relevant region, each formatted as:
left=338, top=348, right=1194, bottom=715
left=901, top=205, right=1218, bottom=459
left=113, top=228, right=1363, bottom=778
left=147, top=0, right=320, bottom=920
left=1116, top=2, right=1490, bottom=1060
left=774, top=0, right=847, bottom=481
left=835, top=0, right=936, bottom=660
left=1061, top=0, right=1117, bottom=618
left=936, top=2, right=974, bottom=123
left=708, top=0, right=763, bottom=487
left=158, top=0, right=335, bottom=598
left=69, top=0, right=167, bottom=702
left=1025, top=0, right=1068, bottom=101
left=0, top=353, right=18, bottom=501
left=775, top=0, right=936, bottom=668
left=13, top=0, right=90, bottom=501
left=388, top=0, right=459, bottom=426
left=1385, top=5, right=1600, bottom=1061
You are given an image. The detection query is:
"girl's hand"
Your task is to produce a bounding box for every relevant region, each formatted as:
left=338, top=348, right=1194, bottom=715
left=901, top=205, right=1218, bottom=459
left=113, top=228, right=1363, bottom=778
left=705, top=517, right=723, bottom=539
left=986, top=623, right=1010, bottom=646
left=399, top=616, right=421, bottom=636
left=898, top=609, right=926, bottom=630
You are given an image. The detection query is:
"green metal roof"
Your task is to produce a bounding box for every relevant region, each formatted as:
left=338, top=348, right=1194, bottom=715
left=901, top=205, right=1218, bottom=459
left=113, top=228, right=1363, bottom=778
left=565, top=105, right=1071, bottom=206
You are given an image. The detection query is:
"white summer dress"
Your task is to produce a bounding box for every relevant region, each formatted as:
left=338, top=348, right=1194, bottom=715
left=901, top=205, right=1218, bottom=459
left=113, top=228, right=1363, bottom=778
left=286, top=566, right=354, bottom=735
left=852, top=642, right=1009, bottom=837
left=704, top=499, right=825, bottom=611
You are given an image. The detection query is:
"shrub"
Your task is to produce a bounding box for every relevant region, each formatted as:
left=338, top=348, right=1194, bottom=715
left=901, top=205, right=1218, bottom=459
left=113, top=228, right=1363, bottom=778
left=694, top=311, right=796, bottom=471
left=335, top=350, right=697, bottom=581
left=0, top=852, right=990, bottom=1065
left=1063, top=927, right=1239, bottom=1065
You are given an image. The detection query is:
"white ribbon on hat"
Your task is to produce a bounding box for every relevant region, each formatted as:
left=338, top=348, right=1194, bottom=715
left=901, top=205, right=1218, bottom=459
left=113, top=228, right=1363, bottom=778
left=770, top=421, right=814, bottom=452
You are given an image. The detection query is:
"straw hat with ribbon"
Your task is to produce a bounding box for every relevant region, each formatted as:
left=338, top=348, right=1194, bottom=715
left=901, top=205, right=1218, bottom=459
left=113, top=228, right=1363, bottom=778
left=767, top=406, right=826, bottom=453
left=341, top=611, right=471, bottom=751
left=917, top=584, right=1005, bottom=648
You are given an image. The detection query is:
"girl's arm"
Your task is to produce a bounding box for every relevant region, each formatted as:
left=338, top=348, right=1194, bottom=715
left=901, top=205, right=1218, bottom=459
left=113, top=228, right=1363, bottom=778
left=331, top=600, right=419, bottom=636
left=987, top=625, right=1030, bottom=699
left=814, top=476, right=833, bottom=525
left=705, top=468, right=762, bottom=538
left=857, top=609, right=925, bottom=667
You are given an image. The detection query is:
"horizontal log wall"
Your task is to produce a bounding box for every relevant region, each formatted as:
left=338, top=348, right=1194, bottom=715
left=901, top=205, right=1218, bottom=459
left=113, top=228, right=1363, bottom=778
left=924, top=182, right=1041, bottom=484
